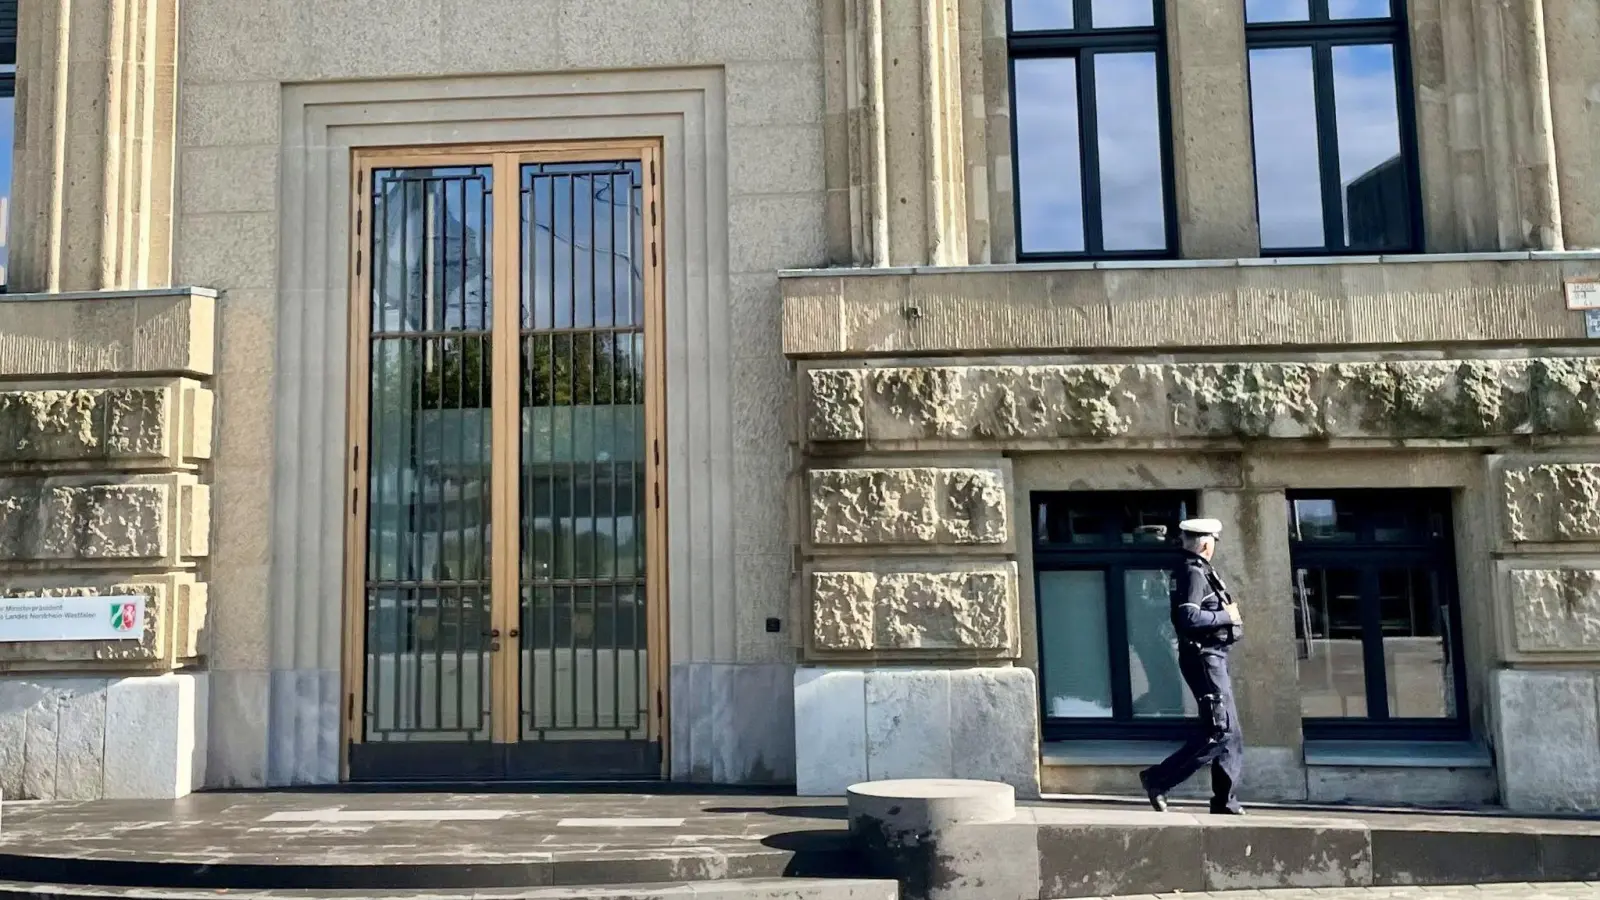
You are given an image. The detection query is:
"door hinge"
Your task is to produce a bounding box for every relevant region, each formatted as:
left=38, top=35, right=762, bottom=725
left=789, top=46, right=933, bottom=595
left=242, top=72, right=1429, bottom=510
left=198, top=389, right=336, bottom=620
left=653, top=439, right=660, bottom=466
left=649, top=159, right=656, bottom=185
left=654, top=482, right=660, bottom=509
left=355, top=208, right=362, bottom=236
left=351, top=486, right=359, bottom=516
left=352, top=445, right=360, bottom=472
left=656, top=689, right=663, bottom=718
left=347, top=693, right=355, bottom=720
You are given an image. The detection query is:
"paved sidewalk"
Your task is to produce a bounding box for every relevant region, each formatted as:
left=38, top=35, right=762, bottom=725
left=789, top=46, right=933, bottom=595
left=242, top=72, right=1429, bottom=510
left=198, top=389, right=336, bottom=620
left=1101, top=884, right=1600, bottom=899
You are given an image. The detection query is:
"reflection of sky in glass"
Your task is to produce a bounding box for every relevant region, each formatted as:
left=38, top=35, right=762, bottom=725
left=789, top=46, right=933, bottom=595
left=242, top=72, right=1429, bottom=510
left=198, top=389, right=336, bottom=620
left=1095, top=52, right=1165, bottom=251
left=1246, top=0, right=1309, bottom=23
left=1249, top=38, right=1405, bottom=250
left=1090, top=0, right=1152, bottom=29
left=1015, top=57, right=1084, bottom=253
left=1332, top=44, right=1402, bottom=244
left=1250, top=47, right=1324, bottom=248
left=1330, top=0, right=1391, bottom=18
left=1011, top=0, right=1073, bottom=31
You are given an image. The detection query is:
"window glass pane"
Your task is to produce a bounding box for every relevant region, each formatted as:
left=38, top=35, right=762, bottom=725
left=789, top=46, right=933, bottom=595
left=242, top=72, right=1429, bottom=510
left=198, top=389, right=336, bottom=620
left=1125, top=568, right=1196, bottom=718
left=1289, top=498, right=1357, bottom=542
left=1039, top=570, right=1113, bottom=718
left=1011, top=0, right=1074, bottom=31
left=1380, top=568, right=1456, bottom=718
left=1333, top=43, right=1409, bottom=251
left=1015, top=58, right=1085, bottom=254
left=1294, top=567, right=1368, bottom=718
left=1095, top=52, right=1167, bottom=253
left=1246, top=0, right=1310, bottom=23
left=1330, top=0, right=1392, bottom=19
left=1250, top=47, right=1325, bottom=249
left=1090, top=0, right=1153, bottom=29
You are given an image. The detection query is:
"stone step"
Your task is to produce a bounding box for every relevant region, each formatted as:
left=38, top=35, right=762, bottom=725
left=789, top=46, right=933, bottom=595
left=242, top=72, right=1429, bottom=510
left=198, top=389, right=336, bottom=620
left=0, top=879, right=899, bottom=900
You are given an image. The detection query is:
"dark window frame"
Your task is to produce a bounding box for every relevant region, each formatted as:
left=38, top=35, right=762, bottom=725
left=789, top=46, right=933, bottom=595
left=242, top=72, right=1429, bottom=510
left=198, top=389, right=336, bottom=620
left=1032, top=490, right=1199, bottom=742
left=1006, top=0, right=1180, bottom=262
left=1289, top=488, right=1470, bottom=742
left=1244, top=0, right=1424, bottom=255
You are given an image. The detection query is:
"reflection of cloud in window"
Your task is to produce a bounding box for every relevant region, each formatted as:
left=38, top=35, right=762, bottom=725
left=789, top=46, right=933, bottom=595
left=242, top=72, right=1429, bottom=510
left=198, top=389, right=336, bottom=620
left=1011, top=0, right=1074, bottom=31
left=1094, top=53, right=1165, bottom=251
left=1250, top=43, right=1401, bottom=250
left=1015, top=58, right=1085, bottom=253
left=1329, top=0, right=1390, bottom=19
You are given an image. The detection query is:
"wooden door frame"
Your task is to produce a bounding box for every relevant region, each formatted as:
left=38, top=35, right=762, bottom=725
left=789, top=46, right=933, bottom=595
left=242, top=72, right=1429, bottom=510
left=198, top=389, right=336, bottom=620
left=339, top=139, right=670, bottom=781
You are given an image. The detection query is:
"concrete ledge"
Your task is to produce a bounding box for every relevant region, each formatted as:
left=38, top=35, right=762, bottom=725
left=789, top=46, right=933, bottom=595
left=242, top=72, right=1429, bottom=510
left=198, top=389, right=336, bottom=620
left=0, top=880, right=900, bottom=900
left=0, top=290, right=215, bottom=379
left=847, top=790, right=1600, bottom=900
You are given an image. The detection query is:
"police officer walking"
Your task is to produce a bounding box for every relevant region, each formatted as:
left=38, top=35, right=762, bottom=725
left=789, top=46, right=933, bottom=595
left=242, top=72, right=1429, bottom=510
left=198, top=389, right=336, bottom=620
left=1139, top=518, right=1246, bottom=815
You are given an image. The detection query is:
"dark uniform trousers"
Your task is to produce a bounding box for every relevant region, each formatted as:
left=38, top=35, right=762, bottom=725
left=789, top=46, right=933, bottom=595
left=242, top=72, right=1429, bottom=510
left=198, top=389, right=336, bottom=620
left=1140, top=551, right=1245, bottom=814
left=1142, top=646, right=1243, bottom=813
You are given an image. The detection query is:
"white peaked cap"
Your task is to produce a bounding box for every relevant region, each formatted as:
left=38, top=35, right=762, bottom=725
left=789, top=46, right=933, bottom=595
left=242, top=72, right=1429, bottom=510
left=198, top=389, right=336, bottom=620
left=1178, top=518, right=1223, bottom=537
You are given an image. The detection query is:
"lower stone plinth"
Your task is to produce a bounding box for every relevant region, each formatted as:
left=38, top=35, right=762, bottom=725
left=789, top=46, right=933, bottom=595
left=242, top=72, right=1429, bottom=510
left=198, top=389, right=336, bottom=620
left=795, top=666, right=1040, bottom=798
left=1493, top=668, right=1600, bottom=812
left=0, top=672, right=207, bottom=800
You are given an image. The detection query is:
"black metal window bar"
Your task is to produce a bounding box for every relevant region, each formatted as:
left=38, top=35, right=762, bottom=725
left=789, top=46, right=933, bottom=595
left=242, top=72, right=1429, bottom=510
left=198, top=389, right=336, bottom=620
left=1245, top=0, right=1423, bottom=255
left=1007, top=0, right=1178, bottom=260
left=1032, top=491, right=1199, bottom=741
left=1289, top=489, right=1470, bottom=741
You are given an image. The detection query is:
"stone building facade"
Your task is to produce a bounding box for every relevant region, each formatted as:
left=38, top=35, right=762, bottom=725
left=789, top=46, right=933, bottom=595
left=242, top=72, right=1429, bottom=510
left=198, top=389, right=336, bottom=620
left=0, top=0, right=1598, bottom=814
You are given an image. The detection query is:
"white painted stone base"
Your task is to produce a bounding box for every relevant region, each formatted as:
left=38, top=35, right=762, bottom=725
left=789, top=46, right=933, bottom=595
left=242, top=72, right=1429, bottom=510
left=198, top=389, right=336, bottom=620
left=671, top=663, right=797, bottom=785
left=1493, top=668, right=1600, bottom=812
left=795, top=666, right=1040, bottom=798
left=0, top=673, right=207, bottom=800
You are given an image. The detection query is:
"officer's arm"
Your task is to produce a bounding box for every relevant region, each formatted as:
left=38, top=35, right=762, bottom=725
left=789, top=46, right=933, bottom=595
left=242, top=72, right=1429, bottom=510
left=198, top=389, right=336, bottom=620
left=1174, top=569, right=1233, bottom=633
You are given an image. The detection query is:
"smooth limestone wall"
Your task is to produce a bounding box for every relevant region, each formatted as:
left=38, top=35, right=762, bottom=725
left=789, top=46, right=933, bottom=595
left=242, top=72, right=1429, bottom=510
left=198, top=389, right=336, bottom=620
left=177, top=0, right=827, bottom=787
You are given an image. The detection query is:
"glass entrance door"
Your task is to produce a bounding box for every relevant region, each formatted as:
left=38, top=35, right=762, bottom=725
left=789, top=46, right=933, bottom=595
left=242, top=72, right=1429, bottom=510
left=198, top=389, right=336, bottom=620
left=345, top=143, right=665, bottom=781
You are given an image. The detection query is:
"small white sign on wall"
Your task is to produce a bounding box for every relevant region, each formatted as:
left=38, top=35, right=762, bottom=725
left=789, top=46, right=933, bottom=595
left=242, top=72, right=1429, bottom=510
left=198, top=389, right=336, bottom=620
left=1566, top=278, right=1600, bottom=310
left=0, top=595, right=147, bottom=643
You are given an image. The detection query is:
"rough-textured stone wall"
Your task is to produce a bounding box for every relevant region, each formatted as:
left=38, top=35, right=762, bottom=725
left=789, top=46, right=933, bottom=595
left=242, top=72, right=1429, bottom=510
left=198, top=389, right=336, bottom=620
left=810, top=564, right=1017, bottom=654
left=0, top=291, right=215, bottom=679
left=805, top=356, right=1600, bottom=446
left=1503, top=464, right=1600, bottom=543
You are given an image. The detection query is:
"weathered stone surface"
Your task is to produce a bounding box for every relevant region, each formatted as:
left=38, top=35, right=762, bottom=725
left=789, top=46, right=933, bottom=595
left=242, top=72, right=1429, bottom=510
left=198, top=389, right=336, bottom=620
left=1504, top=464, right=1600, bottom=542
left=810, top=565, right=1015, bottom=653
left=1494, top=669, right=1600, bottom=812
left=807, top=369, right=865, bottom=440
left=0, top=293, right=215, bottom=378
left=1509, top=569, right=1600, bottom=652
left=0, top=389, right=163, bottom=463
left=809, top=466, right=1008, bottom=546
left=805, top=357, right=1600, bottom=444
left=0, top=482, right=167, bottom=560
left=0, top=477, right=207, bottom=563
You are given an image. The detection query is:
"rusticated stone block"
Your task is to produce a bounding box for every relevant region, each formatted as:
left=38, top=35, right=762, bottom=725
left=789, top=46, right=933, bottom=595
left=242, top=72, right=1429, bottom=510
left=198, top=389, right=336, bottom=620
left=810, top=564, right=1016, bottom=654
left=805, top=356, right=1600, bottom=444
left=1504, top=464, right=1600, bottom=542
left=0, top=476, right=209, bottom=563
left=0, top=577, right=207, bottom=670
left=808, top=369, right=866, bottom=441
left=0, top=389, right=165, bottom=464
left=1169, top=363, right=1322, bottom=439
left=1509, top=569, right=1600, bottom=652
left=810, top=466, right=1008, bottom=546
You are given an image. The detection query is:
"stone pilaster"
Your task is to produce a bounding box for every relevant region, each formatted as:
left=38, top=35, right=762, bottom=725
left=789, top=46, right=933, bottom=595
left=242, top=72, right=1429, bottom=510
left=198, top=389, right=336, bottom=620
left=10, top=0, right=179, bottom=293
left=825, top=0, right=971, bottom=267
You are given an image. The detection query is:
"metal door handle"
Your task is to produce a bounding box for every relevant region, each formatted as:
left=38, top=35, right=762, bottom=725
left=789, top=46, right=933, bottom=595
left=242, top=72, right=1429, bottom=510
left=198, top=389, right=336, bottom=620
left=485, top=628, right=500, bottom=638
left=490, top=641, right=501, bottom=652
left=508, top=628, right=520, bottom=638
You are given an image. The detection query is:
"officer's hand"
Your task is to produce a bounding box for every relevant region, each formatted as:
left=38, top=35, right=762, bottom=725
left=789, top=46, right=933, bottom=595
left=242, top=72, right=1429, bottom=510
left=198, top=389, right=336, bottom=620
left=1226, top=604, right=1243, bottom=626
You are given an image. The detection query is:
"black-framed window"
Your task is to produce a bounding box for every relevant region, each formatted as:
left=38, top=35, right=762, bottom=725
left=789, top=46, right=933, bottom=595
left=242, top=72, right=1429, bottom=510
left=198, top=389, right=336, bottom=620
left=1244, top=0, right=1422, bottom=255
left=1033, top=491, right=1198, bottom=741
left=1007, top=0, right=1177, bottom=260
left=1290, top=490, right=1468, bottom=741
left=1, top=0, right=15, bottom=289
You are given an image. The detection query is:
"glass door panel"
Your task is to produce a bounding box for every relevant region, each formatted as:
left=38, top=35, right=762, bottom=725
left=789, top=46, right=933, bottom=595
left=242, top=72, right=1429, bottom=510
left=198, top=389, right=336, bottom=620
left=516, top=159, right=655, bottom=770
left=362, top=165, right=496, bottom=747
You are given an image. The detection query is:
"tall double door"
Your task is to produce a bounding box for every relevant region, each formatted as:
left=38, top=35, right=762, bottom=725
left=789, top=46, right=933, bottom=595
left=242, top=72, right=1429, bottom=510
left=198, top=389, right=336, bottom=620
left=343, top=142, right=666, bottom=781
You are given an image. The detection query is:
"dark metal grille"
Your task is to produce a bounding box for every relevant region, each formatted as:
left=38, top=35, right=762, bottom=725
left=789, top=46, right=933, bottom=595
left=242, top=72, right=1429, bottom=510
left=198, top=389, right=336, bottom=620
left=363, top=165, right=496, bottom=743
left=517, top=160, right=650, bottom=742
left=0, top=0, right=15, bottom=66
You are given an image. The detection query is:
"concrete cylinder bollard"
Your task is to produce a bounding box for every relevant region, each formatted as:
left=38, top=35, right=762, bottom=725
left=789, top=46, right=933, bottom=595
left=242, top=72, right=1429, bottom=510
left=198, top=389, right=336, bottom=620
left=847, top=779, right=1018, bottom=900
